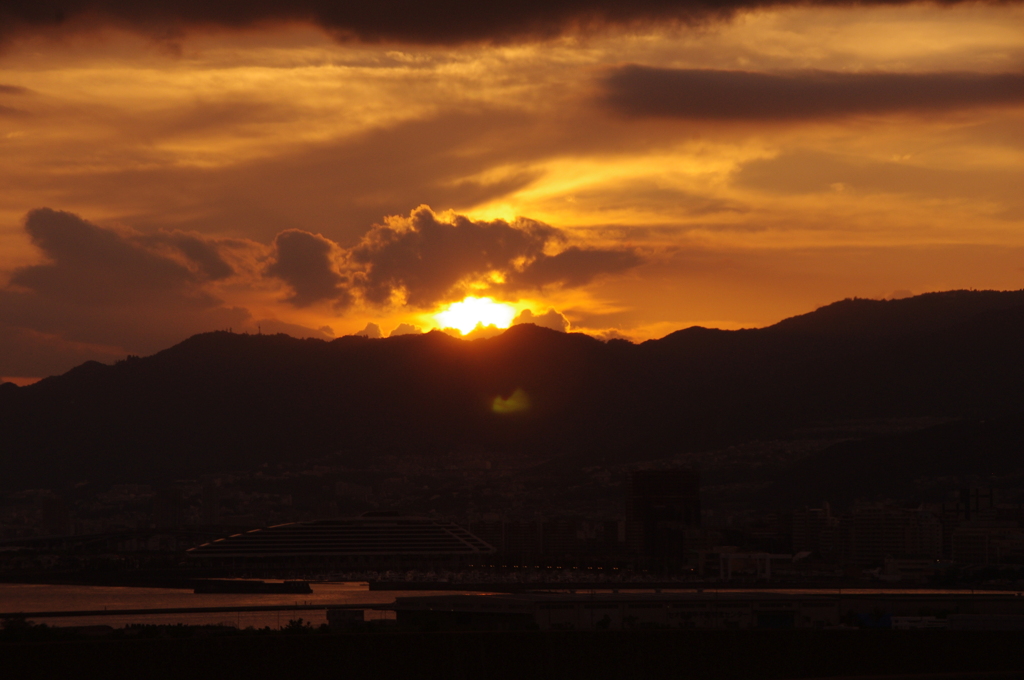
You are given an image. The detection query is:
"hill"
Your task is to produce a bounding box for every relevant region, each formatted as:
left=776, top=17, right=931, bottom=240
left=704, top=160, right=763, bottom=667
left=2, top=289, right=1024, bottom=503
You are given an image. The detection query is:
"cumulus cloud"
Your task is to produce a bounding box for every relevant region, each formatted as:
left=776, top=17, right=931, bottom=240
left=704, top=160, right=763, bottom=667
left=594, top=329, right=635, bottom=342
left=353, top=322, right=383, bottom=338
left=0, top=0, right=1012, bottom=46
left=350, top=205, right=560, bottom=306
left=603, top=67, right=1024, bottom=120
left=265, top=229, right=350, bottom=308
left=268, top=206, right=642, bottom=310
left=513, top=308, right=570, bottom=332
left=256, top=318, right=335, bottom=339
left=448, top=324, right=506, bottom=340
left=388, top=323, right=422, bottom=337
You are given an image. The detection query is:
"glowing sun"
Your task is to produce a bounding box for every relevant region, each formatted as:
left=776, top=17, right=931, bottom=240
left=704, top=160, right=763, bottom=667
left=434, top=297, right=517, bottom=335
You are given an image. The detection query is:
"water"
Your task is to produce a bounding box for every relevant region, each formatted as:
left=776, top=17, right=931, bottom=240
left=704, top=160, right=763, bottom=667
left=3, top=583, right=1019, bottom=630
left=0, top=582, right=478, bottom=629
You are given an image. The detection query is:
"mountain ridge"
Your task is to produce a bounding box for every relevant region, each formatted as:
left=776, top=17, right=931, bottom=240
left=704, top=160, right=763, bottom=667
left=2, top=289, right=1024, bottom=498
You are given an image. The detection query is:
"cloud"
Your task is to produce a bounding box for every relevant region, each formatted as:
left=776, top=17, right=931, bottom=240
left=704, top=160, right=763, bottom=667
left=0, top=210, right=332, bottom=376
left=513, top=308, right=570, bottom=332
left=256, top=318, right=335, bottom=339
left=350, top=205, right=561, bottom=307
left=735, top=149, right=1024, bottom=206
left=0, top=206, right=642, bottom=376
left=0, top=208, right=254, bottom=376
left=263, top=206, right=643, bottom=309
left=0, top=82, right=31, bottom=117
left=603, top=67, right=1024, bottom=120
left=0, top=0, right=1013, bottom=46
left=141, top=231, right=236, bottom=281
left=502, top=246, right=643, bottom=290
left=593, top=329, right=635, bottom=342
left=265, top=229, right=350, bottom=308
left=452, top=324, right=507, bottom=340
left=92, top=109, right=542, bottom=245
left=353, top=322, right=383, bottom=338
left=342, top=206, right=644, bottom=308
left=388, top=323, right=422, bottom=337
left=10, top=208, right=216, bottom=305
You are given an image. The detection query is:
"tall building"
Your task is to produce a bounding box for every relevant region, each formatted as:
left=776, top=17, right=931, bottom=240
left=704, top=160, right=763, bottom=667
left=792, top=506, right=834, bottom=554
left=626, top=469, right=700, bottom=568
left=153, top=487, right=184, bottom=529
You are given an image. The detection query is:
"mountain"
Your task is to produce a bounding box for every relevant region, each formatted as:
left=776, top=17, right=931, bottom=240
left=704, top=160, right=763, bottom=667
left=761, top=414, right=1024, bottom=508
left=2, top=289, right=1024, bottom=498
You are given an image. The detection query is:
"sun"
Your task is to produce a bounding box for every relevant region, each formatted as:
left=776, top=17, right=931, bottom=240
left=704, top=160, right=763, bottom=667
left=434, top=297, right=517, bottom=335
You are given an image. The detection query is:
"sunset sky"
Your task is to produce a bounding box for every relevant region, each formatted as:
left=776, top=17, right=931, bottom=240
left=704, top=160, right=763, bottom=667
left=1, top=0, right=1023, bottom=382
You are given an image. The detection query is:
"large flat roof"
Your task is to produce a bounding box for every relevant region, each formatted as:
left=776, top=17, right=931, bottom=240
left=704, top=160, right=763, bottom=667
left=188, top=517, right=495, bottom=558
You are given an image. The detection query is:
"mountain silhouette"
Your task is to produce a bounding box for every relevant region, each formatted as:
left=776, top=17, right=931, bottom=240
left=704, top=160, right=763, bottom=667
left=3, top=289, right=1024, bottom=495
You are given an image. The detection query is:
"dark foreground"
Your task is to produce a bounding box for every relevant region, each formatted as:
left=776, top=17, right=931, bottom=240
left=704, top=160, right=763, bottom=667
left=5, top=630, right=1024, bottom=680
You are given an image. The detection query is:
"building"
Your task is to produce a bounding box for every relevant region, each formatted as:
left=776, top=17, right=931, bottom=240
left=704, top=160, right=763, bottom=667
left=186, top=513, right=495, bottom=571
left=626, top=469, right=700, bottom=568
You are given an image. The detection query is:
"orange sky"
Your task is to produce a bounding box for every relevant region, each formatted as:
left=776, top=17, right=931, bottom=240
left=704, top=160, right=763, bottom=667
left=1, top=1, right=1023, bottom=380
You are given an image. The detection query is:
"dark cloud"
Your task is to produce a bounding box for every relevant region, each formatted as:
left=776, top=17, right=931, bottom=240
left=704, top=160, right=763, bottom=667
left=11, top=208, right=210, bottom=305
left=142, top=231, right=236, bottom=280
left=0, top=84, right=30, bottom=94
left=513, top=308, right=570, bottom=332
left=350, top=205, right=560, bottom=306
left=503, top=246, right=643, bottom=290
left=1, top=0, right=1010, bottom=46
left=265, top=229, right=350, bottom=308
left=604, top=67, right=1024, bottom=120
left=0, top=208, right=253, bottom=376
left=263, top=206, right=643, bottom=309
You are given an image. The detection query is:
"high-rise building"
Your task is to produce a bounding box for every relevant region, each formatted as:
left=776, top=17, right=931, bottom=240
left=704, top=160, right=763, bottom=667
left=626, top=469, right=700, bottom=568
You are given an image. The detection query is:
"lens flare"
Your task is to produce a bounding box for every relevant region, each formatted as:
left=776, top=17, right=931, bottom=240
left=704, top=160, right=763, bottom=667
left=492, top=388, right=530, bottom=414
left=434, top=296, right=516, bottom=335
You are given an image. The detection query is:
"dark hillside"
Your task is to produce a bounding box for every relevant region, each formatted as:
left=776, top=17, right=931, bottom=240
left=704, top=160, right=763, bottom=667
left=2, top=289, right=1024, bottom=495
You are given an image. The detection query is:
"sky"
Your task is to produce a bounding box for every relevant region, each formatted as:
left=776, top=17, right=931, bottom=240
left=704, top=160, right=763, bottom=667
left=1, top=0, right=1023, bottom=382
